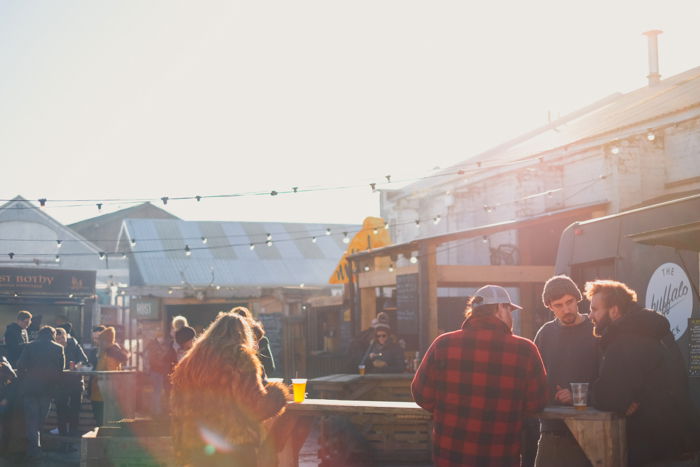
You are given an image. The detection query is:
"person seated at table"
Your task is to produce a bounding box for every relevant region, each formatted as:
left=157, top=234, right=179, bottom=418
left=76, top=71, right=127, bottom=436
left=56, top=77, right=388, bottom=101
left=347, top=312, right=391, bottom=373
left=231, top=306, right=276, bottom=378
left=170, top=311, right=290, bottom=467
left=89, top=327, right=129, bottom=426
left=54, top=326, right=88, bottom=439
left=362, top=324, right=405, bottom=374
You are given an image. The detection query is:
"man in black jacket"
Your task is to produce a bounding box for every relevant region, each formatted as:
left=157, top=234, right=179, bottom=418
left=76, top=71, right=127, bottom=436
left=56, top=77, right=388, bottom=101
left=16, top=325, right=65, bottom=461
left=4, top=310, right=32, bottom=367
left=587, top=279, right=700, bottom=466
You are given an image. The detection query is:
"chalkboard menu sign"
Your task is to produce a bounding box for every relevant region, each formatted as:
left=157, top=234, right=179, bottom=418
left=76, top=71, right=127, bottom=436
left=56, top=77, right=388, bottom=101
left=689, top=318, right=700, bottom=378
left=396, top=273, right=419, bottom=335
left=258, top=313, right=283, bottom=374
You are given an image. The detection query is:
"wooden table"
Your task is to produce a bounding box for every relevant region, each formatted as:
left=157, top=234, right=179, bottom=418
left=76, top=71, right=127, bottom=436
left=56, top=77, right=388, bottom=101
left=539, top=406, right=627, bottom=467
left=265, top=399, right=431, bottom=467
left=66, top=370, right=137, bottom=425
left=309, top=373, right=414, bottom=401
left=268, top=401, right=626, bottom=467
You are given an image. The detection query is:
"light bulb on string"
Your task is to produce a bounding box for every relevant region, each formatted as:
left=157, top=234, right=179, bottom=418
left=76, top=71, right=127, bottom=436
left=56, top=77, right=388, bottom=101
left=342, top=232, right=350, bottom=244
left=161, top=196, right=169, bottom=205
left=201, top=236, right=208, bottom=244
left=610, top=145, right=620, bottom=155
left=121, top=252, right=127, bottom=259
left=373, top=228, right=379, bottom=235
left=249, top=243, right=255, bottom=250
left=55, top=255, right=60, bottom=263
left=388, top=264, right=395, bottom=272
left=409, top=255, right=418, bottom=264
left=646, top=131, right=656, bottom=141
left=266, top=233, right=272, bottom=241
left=99, top=252, right=106, bottom=260
left=56, top=240, right=62, bottom=249
left=311, top=237, right=317, bottom=243
left=8, top=253, right=14, bottom=260
left=384, top=222, right=389, bottom=230
left=96, top=203, right=103, bottom=211
left=184, top=245, right=191, bottom=256
left=363, top=265, right=371, bottom=272
left=266, top=240, right=273, bottom=247
left=433, top=215, right=441, bottom=225
left=130, top=238, right=136, bottom=247
left=415, top=220, right=421, bottom=229
left=325, top=228, right=331, bottom=236
left=38, top=198, right=47, bottom=207
left=482, top=236, right=489, bottom=244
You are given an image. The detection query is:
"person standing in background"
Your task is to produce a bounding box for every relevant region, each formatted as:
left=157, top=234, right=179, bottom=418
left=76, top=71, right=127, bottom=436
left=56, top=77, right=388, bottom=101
left=54, top=326, right=88, bottom=439
left=89, top=327, right=128, bottom=426
left=4, top=311, right=32, bottom=367
left=16, top=326, right=64, bottom=462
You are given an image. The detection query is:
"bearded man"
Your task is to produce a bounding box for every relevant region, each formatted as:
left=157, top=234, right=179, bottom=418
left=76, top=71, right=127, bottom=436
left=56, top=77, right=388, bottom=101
left=586, top=279, right=700, bottom=466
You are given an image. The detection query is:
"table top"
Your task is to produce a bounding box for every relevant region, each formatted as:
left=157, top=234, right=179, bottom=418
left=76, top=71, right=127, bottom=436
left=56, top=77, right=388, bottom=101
left=285, top=399, right=619, bottom=422
left=285, top=399, right=430, bottom=417
left=309, top=373, right=413, bottom=383
left=63, top=369, right=137, bottom=376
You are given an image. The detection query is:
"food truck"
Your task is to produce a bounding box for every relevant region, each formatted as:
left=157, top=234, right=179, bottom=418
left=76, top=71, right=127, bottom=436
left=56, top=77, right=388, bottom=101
left=554, top=193, right=700, bottom=405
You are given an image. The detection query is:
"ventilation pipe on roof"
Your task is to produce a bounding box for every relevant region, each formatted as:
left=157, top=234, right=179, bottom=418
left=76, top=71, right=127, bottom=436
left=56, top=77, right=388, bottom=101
left=643, top=29, right=663, bottom=86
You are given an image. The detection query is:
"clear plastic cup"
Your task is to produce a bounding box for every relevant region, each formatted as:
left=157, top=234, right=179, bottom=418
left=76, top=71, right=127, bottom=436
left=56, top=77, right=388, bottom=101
left=292, top=378, right=307, bottom=403
left=358, top=364, right=365, bottom=375
left=570, top=382, right=589, bottom=410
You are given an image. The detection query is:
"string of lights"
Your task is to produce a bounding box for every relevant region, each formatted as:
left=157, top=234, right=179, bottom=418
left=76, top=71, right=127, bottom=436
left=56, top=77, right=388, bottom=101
left=1, top=122, right=647, bottom=213
left=0, top=174, right=608, bottom=246
left=0, top=174, right=608, bottom=261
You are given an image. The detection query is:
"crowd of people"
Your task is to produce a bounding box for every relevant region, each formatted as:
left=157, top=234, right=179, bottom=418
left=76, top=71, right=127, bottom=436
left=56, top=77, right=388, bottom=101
left=412, top=277, right=700, bottom=467
left=0, top=312, right=129, bottom=464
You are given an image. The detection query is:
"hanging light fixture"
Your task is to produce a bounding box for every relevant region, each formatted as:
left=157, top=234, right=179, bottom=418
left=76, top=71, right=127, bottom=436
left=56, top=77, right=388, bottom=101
left=342, top=232, right=350, bottom=244
left=184, top=245, right=191, bottom=256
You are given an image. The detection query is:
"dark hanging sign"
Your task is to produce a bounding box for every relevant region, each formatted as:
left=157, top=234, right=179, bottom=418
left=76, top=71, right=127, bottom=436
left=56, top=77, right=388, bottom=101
left=0, top=267, right=96, bottom=297
left=396, top=273, right=419, bottom=335
left=133, top=298, right=161, bottom=320
left=689, top=318, right=700, bottom=378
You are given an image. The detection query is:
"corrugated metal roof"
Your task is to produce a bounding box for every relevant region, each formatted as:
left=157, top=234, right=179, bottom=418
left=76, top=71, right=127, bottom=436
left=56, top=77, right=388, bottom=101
left=123, top=219, right=360, bottom=288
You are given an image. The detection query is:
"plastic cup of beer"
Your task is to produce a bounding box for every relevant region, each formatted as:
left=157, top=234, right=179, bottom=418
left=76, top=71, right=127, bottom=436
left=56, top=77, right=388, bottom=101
left=267, top=377, right=283, bottom=384
left=358, top=364, right=365, bottom=375
left=292, top=378, right=307, bottom=403
left=570, top=382, right=589, bottom=410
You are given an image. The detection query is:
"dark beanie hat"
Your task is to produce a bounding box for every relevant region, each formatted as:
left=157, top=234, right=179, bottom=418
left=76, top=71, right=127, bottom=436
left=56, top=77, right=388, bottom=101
left=175, top=326, right=196, bottom=346
left=542, top=275, right=582, bottom=306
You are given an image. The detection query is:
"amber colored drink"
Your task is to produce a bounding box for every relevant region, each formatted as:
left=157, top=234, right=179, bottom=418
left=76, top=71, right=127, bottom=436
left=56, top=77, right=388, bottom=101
left=574, top=404, right=587, bottom=411
left=292, top=378, right=307, bottom=403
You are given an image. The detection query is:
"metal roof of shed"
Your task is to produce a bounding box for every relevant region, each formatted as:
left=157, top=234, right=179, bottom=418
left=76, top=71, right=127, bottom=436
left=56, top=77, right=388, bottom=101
left=121, top=218, right=360, bottom=288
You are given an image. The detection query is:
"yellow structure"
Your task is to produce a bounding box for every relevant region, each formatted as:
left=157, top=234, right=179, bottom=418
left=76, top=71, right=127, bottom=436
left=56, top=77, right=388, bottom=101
left=329, top=217, right=392, bottom=284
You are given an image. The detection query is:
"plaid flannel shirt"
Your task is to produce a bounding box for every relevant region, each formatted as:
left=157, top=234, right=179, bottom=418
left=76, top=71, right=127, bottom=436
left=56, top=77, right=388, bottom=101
left=412, top=314, right=548, bottom=467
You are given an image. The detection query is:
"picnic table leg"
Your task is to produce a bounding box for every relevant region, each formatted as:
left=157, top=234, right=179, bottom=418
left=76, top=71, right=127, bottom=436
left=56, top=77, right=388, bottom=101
left=261, top=411, right=314, bottom=467
left=564, top=417, right=626, bottom=467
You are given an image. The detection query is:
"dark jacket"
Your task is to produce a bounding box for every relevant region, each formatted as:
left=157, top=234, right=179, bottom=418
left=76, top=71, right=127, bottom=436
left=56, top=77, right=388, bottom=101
left=593, top=304, right=700, bottom=465
left=16, top=337, right=65, bottom=396
left=534, top=315, right=599, bottom=432
left=60, top=337, right=88, bottom=393
left=363, top=340, right=405, bottom=374
left=258, top=336, right=275, bottom=377
left=3, top=323, right=28, bottom=367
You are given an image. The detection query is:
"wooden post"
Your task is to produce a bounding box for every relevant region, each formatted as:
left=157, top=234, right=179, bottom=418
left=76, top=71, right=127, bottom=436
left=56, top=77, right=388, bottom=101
left=418, top=242, right=437, bottom=352
left=360, top=287, right=377, bottom=331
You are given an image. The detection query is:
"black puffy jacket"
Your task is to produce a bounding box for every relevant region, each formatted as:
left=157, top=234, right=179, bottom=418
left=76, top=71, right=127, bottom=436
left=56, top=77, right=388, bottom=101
left=593, top=304, right=700, bottom=465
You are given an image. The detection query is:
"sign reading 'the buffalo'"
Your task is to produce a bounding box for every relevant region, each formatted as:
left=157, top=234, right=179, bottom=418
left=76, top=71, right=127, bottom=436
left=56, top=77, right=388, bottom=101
left=0, top=267, right=96, bottom=296
left=645, top=262, right=693, bottom=340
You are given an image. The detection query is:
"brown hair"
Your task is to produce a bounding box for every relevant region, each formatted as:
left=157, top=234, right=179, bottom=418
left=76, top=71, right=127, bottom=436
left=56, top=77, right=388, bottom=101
left=584, top=280, right=637, bottom=314
left=230, top=306, right=264, bottom=341
left=172, top=311, right=255, bottom=387
left=17, top=310, right=32, bottom=321
left=98, top=326, right=116, bottom=350
left=464, top=296, right=498, bottom=319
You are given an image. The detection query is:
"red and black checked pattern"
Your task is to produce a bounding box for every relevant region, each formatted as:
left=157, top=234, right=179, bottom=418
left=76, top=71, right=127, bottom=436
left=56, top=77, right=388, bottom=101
left=412, top=314, right=548, bottom=467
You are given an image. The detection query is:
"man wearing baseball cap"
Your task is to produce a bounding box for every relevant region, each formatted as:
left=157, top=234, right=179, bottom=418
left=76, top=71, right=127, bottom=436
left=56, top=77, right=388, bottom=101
left=532, top=275, right=599, bottom=466
left=412, top=285, right=547, bottom=466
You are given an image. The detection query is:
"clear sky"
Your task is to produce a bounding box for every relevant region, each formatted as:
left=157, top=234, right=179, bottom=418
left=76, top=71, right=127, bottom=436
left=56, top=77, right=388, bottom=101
left=1, top=1, right=698, bottom=226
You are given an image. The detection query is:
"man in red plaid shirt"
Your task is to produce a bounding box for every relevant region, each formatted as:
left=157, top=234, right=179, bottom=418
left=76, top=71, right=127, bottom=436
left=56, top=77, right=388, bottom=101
left=412, top=285, right=548, bottom=466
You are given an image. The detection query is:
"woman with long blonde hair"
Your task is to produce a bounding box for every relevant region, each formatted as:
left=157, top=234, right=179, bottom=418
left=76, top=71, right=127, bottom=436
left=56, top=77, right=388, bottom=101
left=170, top=311, right=289, bottom=466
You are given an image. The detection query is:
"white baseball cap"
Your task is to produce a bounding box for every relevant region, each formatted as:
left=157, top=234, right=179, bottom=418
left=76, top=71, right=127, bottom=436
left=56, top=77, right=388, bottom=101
left=472, top=285, right=523, bottom=310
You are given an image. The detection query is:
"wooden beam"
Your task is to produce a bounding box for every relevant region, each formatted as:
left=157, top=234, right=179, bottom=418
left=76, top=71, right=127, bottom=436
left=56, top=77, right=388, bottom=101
left=436, top=265, right=554, bottom=286
left=357, top=265, right=419, bottom=289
